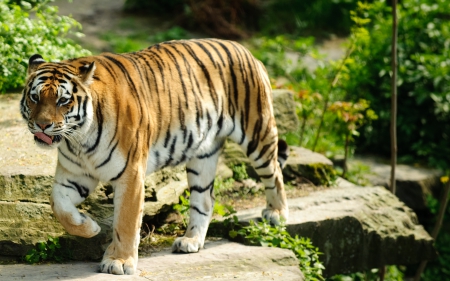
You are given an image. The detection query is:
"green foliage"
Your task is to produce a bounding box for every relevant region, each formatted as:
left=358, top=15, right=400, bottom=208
left=101, top=32, right=148, bottom=54
left=101, top=26, right=190, bottom=53
left=328, top=99, right=378, bottom=141
left=213, top=177, right=235, bottom=193
left=249, top=35, right=314, bottom=81
left=342, top=162, right=372, bottom=186
left=24, top=236, right=63, bottom=264
left=231, top=163, right=249, bottom=181
left=173, top=190, right=190, bottom=226
left=329, top=265, right=405, bottom=281
left=260, top=0, right=359, bottom=37
left=0, top=0, right=90, bottom=92
left=148, top=26, right=188, bottom=43
left=250, top=30, right=377, bottom=161
left=421, top=178, right=450, bottom=281
left=422, top=231, right=450, bottom=281
left=340, top=0, right=450, bottom=169
left=235, top=220, right=325, bottom=281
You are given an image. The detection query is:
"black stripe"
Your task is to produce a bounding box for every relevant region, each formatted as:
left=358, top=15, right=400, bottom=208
left=162, top=46, right=189, bottom=109
left=190, top=180, right=214, bottom=194
left=203, top=40, right=226, bottom=66
left=247, top=119, right=262, bottom=157
left=193, top=41, right=217, bottom=68
left=259, top=173, right=274, bottom=179
left=191, top=206, right=207, bottom=216
left=110, top=150, right=131, bottom=181
left=186, top=168, right=199, bottom=175
left=65, top=139, right=77, bottom=155
left=58, top=148, right=81, bottom=167
left=86, top=102, right=103, bottom=153
left=102, top=55, right=141, bottom=108
left=95, top=141, right=119, bottom=169
left=76, top=96, right=82, bottom=120
left=67, top=180, right=89, bottom=198
left=197, top=141, right=223, bottom=159
left=254, top=142, right=275, bottom=162
left=255, top=159, right=272, bottom=170
left=213, top=40, right=238, bottom=113
left=181, top=42, right=218, bottom=109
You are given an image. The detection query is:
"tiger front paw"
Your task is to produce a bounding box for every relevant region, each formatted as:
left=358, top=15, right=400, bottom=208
left=172, top=236, right=203, bottom=253
left=100, top=256, right=136, bottom=275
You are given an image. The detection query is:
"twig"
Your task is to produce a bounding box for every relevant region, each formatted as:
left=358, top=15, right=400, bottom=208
left=414, top=179, right=450, bottom=281
left=390, top=0, right=398, bottom=195
left=312, top=44, right=354, bottom=152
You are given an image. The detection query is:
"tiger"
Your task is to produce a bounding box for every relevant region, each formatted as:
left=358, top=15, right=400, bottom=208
left=20, top=38, right=289, bottom=275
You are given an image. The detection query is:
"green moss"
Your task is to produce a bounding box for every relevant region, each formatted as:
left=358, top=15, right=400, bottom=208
left=303, top=163, right=336, bottom=186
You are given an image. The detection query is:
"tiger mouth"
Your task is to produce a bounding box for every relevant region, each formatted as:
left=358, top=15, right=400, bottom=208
left=34, top=132, right=62, bottom=145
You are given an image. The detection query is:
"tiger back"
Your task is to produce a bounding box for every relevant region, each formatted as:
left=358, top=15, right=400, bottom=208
left=20, top=38, right=289, bottom=275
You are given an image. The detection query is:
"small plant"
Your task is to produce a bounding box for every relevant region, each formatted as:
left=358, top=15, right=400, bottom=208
left=328, top=99, right=378, bottom=177
left=213, top=177, right=235, bottom=193
left=24, top=235, right=63, bottom=264
left=173, top=190, right=190, bottom=227
left=231, top=163, right=249, bottom=181
left=232, top=220, right=325, bottom=281
left=342, top=162, right=372, bottom=186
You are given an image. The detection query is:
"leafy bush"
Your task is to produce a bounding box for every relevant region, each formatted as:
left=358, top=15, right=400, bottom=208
left=259, top=0, right=359, bottom=37
left=340, top=0, right=450, bottom=169
left=0, top=0, right=90, bottom=92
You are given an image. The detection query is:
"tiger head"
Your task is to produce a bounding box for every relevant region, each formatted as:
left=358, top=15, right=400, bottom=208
left=20, top=54, right=96, bottom=149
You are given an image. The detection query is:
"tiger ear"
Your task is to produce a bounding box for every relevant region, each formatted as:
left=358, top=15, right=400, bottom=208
left=79, top=62, right=96, bottom=86
left=27, top=54, right=46, bottom=76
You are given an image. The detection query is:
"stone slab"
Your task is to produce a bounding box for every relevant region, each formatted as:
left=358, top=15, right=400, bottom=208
left=272, top=89, right=299, bottom=136
left=0, top=239, right=304, bottom=281
left=235, top=186, right=436, bottom=277
left=349, top=157, right=443, bottom=210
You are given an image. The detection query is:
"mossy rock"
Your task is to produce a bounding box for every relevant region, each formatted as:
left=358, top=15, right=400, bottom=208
left=282, top=146, right=336, bottom=186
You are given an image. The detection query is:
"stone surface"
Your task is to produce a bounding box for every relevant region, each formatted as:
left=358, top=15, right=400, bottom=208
left=272, top=89, right=299, bottom=136
left=235, top=186, right=437, bottom=277
left=221, top=142, right=336, bottom=185
left=283, top=146, right=335, bottom=185
left=0, top=239, right=304, bottom=281
left=349, top=157, right=443, bottom=210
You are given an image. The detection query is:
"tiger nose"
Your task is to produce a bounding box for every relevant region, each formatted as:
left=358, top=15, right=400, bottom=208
left=36, top=122, right=52, bottom=130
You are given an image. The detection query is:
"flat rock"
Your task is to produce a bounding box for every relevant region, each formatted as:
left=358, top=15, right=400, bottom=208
left=0, top=239, right=304, bottom=281
left=349, top=157, right=443, bottom=210
left=235, top=186, right=437, bottom=277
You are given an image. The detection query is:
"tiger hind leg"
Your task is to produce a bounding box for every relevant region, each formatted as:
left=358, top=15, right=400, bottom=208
left=172, top=140, right=223, bottom=253
left=238, top=133, right=289, bottom=225
left=259, top=139, right=289, bottom=224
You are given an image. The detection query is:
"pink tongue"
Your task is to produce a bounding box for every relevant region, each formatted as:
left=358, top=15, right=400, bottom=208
left=34, top=132, right=53, bottom=145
